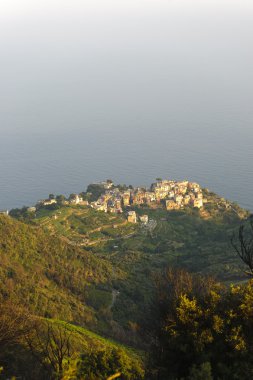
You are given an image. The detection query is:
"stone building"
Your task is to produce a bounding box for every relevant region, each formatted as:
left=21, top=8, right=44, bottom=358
left=127, top=211, right=137, bottom=223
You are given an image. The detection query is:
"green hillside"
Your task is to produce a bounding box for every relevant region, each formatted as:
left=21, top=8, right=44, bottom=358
left=0, top=214, right=123, bottom=327
left=31, top=205, right=137, bottom=246
left=0, top=215, right=145, bottom=378
left=16, top=197, right=249, bottom=330
left=2, top=190, right=251, bottom=378
left=0, top=312, right=144, bottom=380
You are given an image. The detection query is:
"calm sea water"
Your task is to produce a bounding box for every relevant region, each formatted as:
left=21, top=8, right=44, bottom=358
left=0, top=1, right=253, bottom=211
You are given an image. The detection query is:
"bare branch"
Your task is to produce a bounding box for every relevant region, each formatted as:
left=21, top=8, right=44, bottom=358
left=231, top=220, right=253, bottom=275
left=26, top=320, right=73, bottom=379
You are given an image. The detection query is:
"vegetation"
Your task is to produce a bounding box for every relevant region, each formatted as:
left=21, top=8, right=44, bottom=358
left=86, top=184, right=107, bottom=201
left=0, top=301, right=144, bottom=379
left=2, top=187, right=253, bottom=378
left=8, top=194, right=250, bottom=333
left=0, top=214, right=122, bottom=327
left=231, top=216, right=253, bottom=276
left=147, top=267, right=253, bottom=379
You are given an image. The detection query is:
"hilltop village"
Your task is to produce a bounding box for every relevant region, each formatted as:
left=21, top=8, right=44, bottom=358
left=90, top=179, right=204, bottom=211
left=33, top=179, right=206, bottom=224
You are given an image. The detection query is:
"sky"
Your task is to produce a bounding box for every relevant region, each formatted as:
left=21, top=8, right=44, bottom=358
left=0, top=0, right=252, bottom=135
left=0, top=0, right=253, bottom=209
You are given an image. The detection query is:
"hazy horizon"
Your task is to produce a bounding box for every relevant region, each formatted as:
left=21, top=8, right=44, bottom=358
left=0, top=0, right=253, bottom=210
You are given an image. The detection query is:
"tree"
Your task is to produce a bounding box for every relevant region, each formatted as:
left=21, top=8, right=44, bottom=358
left=56, top=194, right=66, bottom=205
left=0, top=301, right=34, bottom=349
left=147, top=267, right=253, bottom=380
left=62, top=348, right=144, bottom=380
left=231, top=217, right=253, bottom=276
left=26, top=321, right=73, bottom=379
left=0, top=301, right=39, bottom=378
left=188, top=362, right=213, bottom=380
left=86, top=184, right=105, bottom=201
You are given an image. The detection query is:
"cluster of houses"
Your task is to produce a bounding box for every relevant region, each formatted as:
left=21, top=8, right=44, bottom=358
left=89, top=179, right=205, bottom=216
left=126, top=211, right=149, bottom=224
left=31, top=179, right=205, bottom=224
left=37, top=194, right=89, bottom=208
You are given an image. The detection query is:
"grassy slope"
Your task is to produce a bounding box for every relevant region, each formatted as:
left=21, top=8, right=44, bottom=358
left=2, top=316, right=145, bottom=379
left=52, top=318, right=142, bottom=358
left=56, top=319, right=145, bottom=377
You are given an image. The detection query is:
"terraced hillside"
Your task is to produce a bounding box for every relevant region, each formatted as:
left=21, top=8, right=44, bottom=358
left=32, top=205, right=137, bottom=246
left=12, top=192, right=250, bottom=332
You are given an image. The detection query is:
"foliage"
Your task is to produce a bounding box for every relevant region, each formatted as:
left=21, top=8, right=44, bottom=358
left=62, top=348, right=144, bottom=380
left=187, top=362, right=213, bottom=380
left=0, top=301, right=34, bottom=349
left=3, top=191, right=253, bottom=378
left=10, top=199, right=249, bottom=338
left=148, top=268, right=253, bottom=379
left=0, top=301, right=44, bottom=379
left=26, top=320, right=72, bottom=379
left=0, top=215, right=117, bottom=327
left=0, top=312, right=144, bottom=380
left=86, top=184, right=106, bottom=201
left=9, top=207, right=35, bottom=221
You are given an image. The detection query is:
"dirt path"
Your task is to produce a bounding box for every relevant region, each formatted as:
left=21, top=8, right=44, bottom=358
left=109, top=289, right=120, bottom=310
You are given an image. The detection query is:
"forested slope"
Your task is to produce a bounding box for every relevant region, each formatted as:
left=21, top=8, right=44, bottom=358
left=0, top=215, right=120, bottom=326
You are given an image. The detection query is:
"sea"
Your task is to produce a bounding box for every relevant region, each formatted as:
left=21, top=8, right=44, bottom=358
left=0, top=0, right=253, bottom=211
